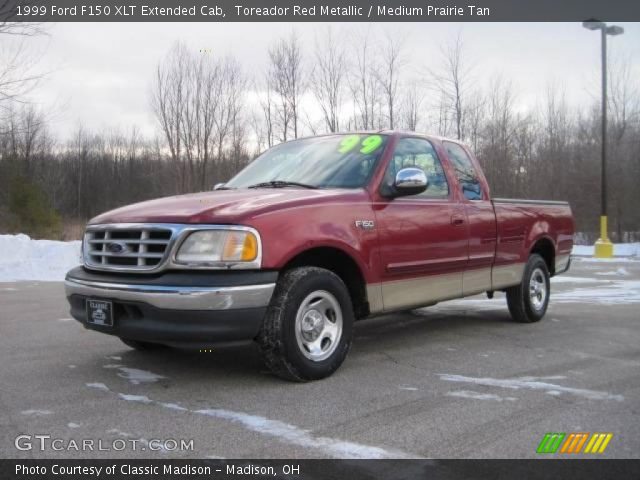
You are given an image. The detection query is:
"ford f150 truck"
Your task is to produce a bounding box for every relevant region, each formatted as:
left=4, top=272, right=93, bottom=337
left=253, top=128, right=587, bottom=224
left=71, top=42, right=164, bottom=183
left=65, top=131, right=574, bottom=381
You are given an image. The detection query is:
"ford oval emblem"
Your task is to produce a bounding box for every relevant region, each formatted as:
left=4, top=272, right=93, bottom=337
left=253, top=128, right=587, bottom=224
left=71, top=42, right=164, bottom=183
left=106, top=241, right=129, bottom=255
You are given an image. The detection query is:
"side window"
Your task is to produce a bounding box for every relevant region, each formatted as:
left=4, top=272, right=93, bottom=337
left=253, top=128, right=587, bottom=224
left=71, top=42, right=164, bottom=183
left=385, top=138, right=449, bottom=198
left=444, top=141, right=483, bottom=200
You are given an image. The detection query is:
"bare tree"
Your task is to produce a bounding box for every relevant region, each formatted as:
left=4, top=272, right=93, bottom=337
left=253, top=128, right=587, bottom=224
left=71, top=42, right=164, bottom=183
left=0, top=17, right=47, bottom=114
left=151, top=43, right=248, bottom=191
left=349, top=28, right=379, bottom=130
left=479, top=75, right=517, bottom=194
left=268, top=31, right=305, bottom=141
left=212, top=57, right=246, bottom=186
left=258, top=78, right=275, bottom=148
left=464, top=90, right=486, bottom=154
left=401, top=82, right=424, bottom=131
left=151, top=42, right=188, bottom=191
left=310, top=27, right=347, bottom=133
left=375, top=31, right=405, bottom=129
left=430, top=33, right=472, bottom=140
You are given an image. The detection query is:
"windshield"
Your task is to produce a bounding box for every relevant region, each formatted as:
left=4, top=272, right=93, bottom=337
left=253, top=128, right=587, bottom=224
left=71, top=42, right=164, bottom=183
left=225, top=134, right=389, bottom=189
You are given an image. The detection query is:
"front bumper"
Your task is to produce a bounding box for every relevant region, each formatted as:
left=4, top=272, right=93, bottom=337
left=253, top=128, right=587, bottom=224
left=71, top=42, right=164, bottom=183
left=64, top=267, right=277, bottom=346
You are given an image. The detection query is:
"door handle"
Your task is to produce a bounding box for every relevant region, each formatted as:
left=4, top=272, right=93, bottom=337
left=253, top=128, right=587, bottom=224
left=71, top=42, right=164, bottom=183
left=451, top=215, right=465, bottom=226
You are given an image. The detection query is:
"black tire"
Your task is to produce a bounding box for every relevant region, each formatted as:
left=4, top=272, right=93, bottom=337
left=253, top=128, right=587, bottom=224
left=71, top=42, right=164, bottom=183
left=256, top=266, right=354, bottom=382
left=506, top=254, right=550, bottom=323
left=120, top=338, right=167, bottom=351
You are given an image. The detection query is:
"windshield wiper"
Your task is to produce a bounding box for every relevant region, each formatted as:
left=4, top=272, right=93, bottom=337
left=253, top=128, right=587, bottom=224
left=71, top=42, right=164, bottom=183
left=247, top=180, right=318, bottom=189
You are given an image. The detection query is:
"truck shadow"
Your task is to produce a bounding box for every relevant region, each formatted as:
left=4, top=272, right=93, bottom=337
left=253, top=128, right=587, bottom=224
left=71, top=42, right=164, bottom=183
left=108, top=306, right=514, bottom=384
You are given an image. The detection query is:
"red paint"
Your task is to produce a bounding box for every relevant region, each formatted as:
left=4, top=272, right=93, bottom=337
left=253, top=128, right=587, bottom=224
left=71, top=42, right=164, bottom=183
left=90, top=132, right=574, bottom=284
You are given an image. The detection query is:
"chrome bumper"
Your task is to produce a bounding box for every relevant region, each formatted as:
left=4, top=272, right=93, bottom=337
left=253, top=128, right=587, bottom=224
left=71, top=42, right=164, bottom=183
left=64, top=278, right=276, bottom=311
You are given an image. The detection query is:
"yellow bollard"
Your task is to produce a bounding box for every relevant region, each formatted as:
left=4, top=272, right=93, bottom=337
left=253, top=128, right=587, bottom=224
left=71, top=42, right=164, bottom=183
left=594, top=216, right=614, bottom=258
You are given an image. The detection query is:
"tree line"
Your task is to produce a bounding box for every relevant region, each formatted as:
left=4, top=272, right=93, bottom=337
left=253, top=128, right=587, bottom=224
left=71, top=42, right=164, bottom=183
left=0, top=26, right=638, bottom=241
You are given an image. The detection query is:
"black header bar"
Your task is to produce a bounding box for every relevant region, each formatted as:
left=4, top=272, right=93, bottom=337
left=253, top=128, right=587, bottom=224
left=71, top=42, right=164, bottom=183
left=3, top=459, right=640, bottom=480
left=1, top=0, right=640, bottom=22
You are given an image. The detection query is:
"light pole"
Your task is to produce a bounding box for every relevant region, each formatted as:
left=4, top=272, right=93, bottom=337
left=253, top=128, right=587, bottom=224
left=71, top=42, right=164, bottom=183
left=582, top=20, right=624, bottom=258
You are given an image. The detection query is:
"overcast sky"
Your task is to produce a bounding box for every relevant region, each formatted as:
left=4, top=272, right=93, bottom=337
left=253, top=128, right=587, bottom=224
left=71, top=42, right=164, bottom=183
left=20, top=22, right=640, bottom=140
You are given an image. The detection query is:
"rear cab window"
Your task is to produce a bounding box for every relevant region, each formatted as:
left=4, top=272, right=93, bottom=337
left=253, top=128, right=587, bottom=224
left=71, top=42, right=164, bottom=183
left=443, top=141, right=484, bottom=200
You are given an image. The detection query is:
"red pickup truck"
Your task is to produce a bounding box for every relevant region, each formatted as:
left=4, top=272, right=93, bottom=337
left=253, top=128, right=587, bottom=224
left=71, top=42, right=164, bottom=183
left=65, top=131, right=574, bottom=381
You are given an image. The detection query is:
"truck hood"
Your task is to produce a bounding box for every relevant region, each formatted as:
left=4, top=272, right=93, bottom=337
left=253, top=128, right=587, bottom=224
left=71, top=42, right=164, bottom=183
left=89, top=188, right=369, bottom=225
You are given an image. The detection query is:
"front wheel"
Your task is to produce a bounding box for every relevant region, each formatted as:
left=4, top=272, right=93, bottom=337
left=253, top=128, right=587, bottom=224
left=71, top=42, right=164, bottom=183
left=256, top=266, right=354, bottom=382
left=506, top=254, right=550, bottom=323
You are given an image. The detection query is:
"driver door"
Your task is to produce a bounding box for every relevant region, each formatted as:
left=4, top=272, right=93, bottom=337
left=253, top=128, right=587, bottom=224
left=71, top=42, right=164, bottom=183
left=374, top=137, right=468, bottom=311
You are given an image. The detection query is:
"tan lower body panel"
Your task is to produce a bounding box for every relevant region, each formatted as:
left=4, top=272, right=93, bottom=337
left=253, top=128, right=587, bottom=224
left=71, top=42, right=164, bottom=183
left=367, top=262, right=525, bottom=313
left=491, top=263, right=525, bottom=290
left=463, top=268, right=492, bottom=296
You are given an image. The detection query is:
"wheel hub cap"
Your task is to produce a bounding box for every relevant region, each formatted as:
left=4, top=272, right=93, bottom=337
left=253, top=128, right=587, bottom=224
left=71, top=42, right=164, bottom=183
left=294, top=290, right=343, bottom=362
left=301, top=309, right=324, bottom=341
left=529, top=267, right=547, bottom=311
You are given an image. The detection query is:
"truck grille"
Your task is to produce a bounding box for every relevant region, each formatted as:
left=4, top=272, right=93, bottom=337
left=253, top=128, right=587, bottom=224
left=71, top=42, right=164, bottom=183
left=84, top=226, right=173, bottom=271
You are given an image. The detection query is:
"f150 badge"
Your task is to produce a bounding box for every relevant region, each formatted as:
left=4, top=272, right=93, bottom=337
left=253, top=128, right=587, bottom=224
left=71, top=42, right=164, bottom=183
left=355, top=220, right=375, bottom=230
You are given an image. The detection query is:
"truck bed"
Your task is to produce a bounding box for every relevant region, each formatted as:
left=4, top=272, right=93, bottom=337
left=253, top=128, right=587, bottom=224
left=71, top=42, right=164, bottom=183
left=492, top=198, right=574, bottom=277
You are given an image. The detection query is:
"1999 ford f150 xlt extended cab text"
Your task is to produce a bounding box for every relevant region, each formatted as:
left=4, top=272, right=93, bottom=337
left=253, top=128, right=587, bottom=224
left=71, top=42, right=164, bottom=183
left=65, top=131, right=574, bottom=381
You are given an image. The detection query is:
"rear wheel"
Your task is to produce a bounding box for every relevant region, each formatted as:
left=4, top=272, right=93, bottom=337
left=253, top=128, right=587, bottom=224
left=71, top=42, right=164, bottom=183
left=257, top=266, right=354, bottom=382
left=506, top=254, right=550, bottom=323
left=120, top=338, right=166, bottom=351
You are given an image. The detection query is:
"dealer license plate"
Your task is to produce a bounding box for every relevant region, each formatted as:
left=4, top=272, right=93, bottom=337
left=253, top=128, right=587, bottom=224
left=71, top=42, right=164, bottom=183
left=86, top=299, right=113, bottom=327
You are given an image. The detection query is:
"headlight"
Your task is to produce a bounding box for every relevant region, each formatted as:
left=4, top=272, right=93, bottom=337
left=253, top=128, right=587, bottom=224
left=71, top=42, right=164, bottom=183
left=175, top=229, right=259, bottom=267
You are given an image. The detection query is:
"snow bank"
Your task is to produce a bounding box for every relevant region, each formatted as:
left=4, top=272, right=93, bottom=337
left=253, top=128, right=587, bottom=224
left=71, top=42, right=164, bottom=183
left=572, top=243, right=640, bottom=257
left=0, top=234, right=81, bottom=282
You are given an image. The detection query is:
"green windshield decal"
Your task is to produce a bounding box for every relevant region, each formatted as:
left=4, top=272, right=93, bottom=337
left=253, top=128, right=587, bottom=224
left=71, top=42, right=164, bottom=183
left=360, top=135, right=383, bottom=154
left=337, top=134, right=384, bottom=155
left=338, top=135, right=361, bottom=153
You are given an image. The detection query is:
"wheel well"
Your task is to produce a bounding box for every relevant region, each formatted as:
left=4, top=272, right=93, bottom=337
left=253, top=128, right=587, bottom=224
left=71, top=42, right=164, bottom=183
left=531, top=238, right=555, bottom=275
left=282, top=247, right=369, bottom=319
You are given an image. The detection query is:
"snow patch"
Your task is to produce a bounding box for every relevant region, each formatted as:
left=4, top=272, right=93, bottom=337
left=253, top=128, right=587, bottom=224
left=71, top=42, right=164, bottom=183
left=551, top=276, right=603, bottom=284
left=575, top=257, right=639, bottom=264
left=160, top=402, right=188, bottom=412
left=447, top=390, right=517, bottom=402
left=85, top=382, right=417, bottom=459
left=21, top=409, right=53, bottom=416
left=116, top=367, right=165, bottom=385
left=438, top=374, right=623, bottom=401
left=572, top=243, right=639, bottom=257
left=195, top=408, right=415, bottom=459
left=595, top=268, right=630, bottom=277
left=106, top=356, right=122, bottom=361
left=106, top=429, right=168, bottom=453
left=438, top=278, right=640, bottom=308
left=0, top=234, right=81, bottom=281
left=118, top=394, right=152, bottom=404
left=86, top=382, right=109, bottom=391
left=107, top=428, right=133, bottom=437
left=552, top=280, right=640, bottom=305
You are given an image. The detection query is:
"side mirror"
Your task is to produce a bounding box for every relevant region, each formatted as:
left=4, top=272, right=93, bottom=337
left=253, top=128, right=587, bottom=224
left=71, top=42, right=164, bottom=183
left=393, top=168, right=428, bottom=196
left=213, top=183, right=226, bottom=191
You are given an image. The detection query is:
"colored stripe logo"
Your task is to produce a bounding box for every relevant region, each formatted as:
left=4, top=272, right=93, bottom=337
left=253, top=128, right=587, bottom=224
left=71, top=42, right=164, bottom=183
left=537, top=432, right=613, bottom=454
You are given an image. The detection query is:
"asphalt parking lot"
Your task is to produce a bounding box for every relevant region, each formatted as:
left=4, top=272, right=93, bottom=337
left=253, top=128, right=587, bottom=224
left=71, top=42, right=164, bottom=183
left=1, top=258, right=639, bottom=459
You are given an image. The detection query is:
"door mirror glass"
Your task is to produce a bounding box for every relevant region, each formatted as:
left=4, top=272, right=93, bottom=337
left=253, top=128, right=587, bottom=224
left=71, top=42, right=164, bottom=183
left=394, top=168, right=428, bottom=196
